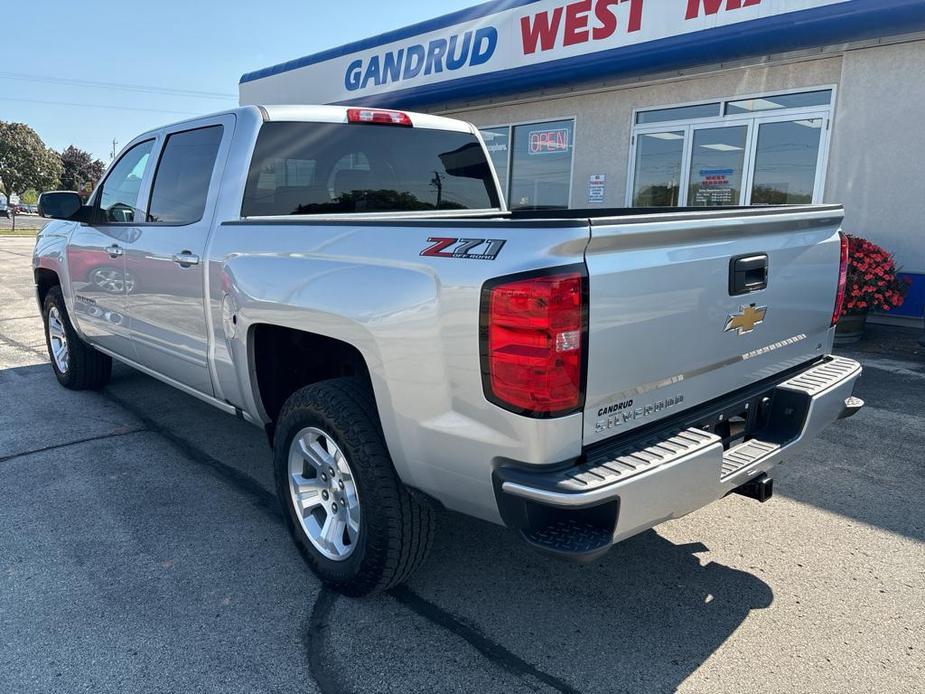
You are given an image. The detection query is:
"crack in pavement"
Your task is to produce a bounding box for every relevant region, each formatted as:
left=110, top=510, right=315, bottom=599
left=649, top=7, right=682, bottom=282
left=0, top=332, right=47, bottom=359
left=390, top=585, right=582, bottom=694
left=0, top=428, right=148, bottom=464
left=304, top=589, right=351, bottom=694
left=0, top=315, right=41, bottom=323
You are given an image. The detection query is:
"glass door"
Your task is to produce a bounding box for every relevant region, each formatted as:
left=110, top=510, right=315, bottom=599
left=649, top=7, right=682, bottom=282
left=746, top=113, right=828, bottom=205
left=630, top=128, right=688, bottom=206
left=686, top=123, right=751, bottom=207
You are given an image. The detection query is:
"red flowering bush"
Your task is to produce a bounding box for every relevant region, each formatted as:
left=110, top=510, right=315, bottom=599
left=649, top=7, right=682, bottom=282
left=842, top=235, right=908, bottom=316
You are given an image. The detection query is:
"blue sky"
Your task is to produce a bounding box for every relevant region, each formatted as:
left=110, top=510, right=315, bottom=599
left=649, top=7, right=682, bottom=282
left=0, top=0, right=476, bottom=161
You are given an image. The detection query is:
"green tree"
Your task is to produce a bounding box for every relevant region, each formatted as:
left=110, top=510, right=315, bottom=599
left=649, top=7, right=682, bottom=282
left=0, top=121, right=62, bottom=206
left=59, top=145, right=106, bottom=198
left=21, top=189, right=39, bottom=205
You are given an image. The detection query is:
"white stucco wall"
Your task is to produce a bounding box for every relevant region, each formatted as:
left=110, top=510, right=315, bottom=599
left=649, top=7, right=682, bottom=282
left=826, top=40, right=925, bottom=273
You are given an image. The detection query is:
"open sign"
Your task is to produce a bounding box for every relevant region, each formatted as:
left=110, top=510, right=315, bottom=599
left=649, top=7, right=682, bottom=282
left=528, top=128, right=570, bottom=154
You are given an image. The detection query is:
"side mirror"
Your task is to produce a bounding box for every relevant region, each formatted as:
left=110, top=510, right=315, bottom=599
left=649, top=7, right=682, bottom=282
left=38, top=191, right=92, bottom=222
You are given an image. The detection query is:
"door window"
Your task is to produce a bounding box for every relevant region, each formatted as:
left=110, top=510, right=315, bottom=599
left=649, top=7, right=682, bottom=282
left=98, top=140, right=154, bottom=223
left=750, top=119, right=823, bottom=205
left=147, top=125, right=223, bottom=224
left=632, top=131, right=685, bottom=206
left=688, top=126, right=748, bottom=207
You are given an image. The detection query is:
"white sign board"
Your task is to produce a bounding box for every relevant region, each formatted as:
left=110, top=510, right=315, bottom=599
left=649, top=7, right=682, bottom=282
left=240, top=0, right=850, bottom=106
left=588, top=174, right=606, bottom=204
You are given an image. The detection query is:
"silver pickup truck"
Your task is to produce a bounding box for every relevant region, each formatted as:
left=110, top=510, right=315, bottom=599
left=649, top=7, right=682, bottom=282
left=34, top=105, right=862, bottom=596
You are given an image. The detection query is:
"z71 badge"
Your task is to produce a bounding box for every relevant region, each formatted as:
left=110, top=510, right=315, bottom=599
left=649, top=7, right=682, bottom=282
left=420, top=237, right=506, bottom=260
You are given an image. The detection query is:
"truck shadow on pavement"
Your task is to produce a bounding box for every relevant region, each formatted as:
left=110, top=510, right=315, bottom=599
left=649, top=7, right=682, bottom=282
left=391, top=521, right=774, bottom=694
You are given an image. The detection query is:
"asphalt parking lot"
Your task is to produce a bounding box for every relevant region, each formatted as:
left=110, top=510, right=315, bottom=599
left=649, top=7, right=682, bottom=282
left=1, top=235, right=923, bottom=693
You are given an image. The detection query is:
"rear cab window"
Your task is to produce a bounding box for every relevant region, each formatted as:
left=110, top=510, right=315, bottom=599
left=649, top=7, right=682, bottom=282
left=242, top=122, right=501, bottom=216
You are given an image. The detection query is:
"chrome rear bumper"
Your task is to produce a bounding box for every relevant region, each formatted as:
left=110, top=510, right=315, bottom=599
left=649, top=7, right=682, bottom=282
left=496, top=356, right=863, bottom=558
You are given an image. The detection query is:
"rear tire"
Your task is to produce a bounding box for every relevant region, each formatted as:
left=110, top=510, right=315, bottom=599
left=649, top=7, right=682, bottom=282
left=42, top=286, right=112, bottom=390
left=274, top=378, right=435, bottom=596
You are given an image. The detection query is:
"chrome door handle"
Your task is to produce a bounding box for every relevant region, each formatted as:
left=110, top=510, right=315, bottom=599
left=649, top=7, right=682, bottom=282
left=105, top=244, right=123, bottom=258
left=172, top=251, right=200, bottom=267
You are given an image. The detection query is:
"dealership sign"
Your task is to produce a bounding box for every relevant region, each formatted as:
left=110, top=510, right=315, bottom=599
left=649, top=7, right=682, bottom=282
left=240, top=0, right=925, bottom=106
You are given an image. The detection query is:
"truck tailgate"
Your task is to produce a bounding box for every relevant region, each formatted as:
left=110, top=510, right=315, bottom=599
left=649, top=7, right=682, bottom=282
left=583, top=206, right=844, bottom=445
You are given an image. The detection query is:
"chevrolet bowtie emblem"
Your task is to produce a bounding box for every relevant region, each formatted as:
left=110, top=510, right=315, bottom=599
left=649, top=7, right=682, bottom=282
left=724, top=304, right=767, bottom=335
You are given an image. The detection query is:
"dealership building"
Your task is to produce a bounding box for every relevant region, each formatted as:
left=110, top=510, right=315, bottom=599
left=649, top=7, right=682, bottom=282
left=240, top=0, right=925, bottom=323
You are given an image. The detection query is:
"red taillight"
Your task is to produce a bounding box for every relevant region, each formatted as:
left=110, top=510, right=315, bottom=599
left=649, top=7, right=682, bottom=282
left=481, top=269, right=586, bottom=417
left=832, top=232, right=849, bottom=326
left=347, top=108, right=413, bottom=127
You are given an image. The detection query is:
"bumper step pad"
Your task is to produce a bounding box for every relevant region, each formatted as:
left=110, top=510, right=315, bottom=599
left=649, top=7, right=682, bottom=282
left=521, top=519, right=614, bottom=561
left=721, top=439, right=780, bottom=479
left=780, top=356, right=861, bottom=396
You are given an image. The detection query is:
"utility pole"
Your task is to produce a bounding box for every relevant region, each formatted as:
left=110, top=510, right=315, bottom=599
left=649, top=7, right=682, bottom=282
left=110, top=138, right=119, bottom=161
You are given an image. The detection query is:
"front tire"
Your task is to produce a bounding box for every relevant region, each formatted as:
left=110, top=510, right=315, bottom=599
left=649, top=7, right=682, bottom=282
left=274, top=378, right=435, bottom=596
left=42, top=286, right=112, bottom=390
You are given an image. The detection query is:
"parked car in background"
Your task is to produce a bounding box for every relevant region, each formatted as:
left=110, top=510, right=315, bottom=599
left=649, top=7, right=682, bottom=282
left=0, top=202, right=9, bottom=218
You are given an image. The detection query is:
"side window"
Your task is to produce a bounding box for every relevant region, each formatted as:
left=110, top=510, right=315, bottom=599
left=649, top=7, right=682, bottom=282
left=98, top=140, right=155, bottom=223
left=147, top=125, right=223, bottom=224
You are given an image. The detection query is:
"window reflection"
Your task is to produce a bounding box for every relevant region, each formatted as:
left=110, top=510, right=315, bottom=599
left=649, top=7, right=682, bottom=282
left=750, top=119, right=823, bottom=205
left=688, top=126, right=748, bottom=207
left=633, top=132, right=684, bottom=206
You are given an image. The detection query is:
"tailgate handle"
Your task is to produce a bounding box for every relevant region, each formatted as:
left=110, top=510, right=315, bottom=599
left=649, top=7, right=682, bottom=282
left=730, top=254, right=768, bottom=296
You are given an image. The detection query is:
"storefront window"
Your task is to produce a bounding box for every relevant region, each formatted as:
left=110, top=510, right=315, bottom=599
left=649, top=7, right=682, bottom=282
left=636, top=102, right=720, bottom=125
left=632, top=131, right=684, bottom=206
left=688, top=126, right=748, bottom=207
left=509, top=119, right=574, bottom=210
left=628, top=89, right=833, bottom=207
left=750, top=119, right=823, bottom=205
left=725, top=90, right=832, bottom=115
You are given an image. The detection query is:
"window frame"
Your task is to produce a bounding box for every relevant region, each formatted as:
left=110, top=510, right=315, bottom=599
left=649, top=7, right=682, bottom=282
left=626, top=86, right=836, bottom=207
left=145, top=123, right=226, bottom=227
left=480, top=115, right=578, bottom=210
